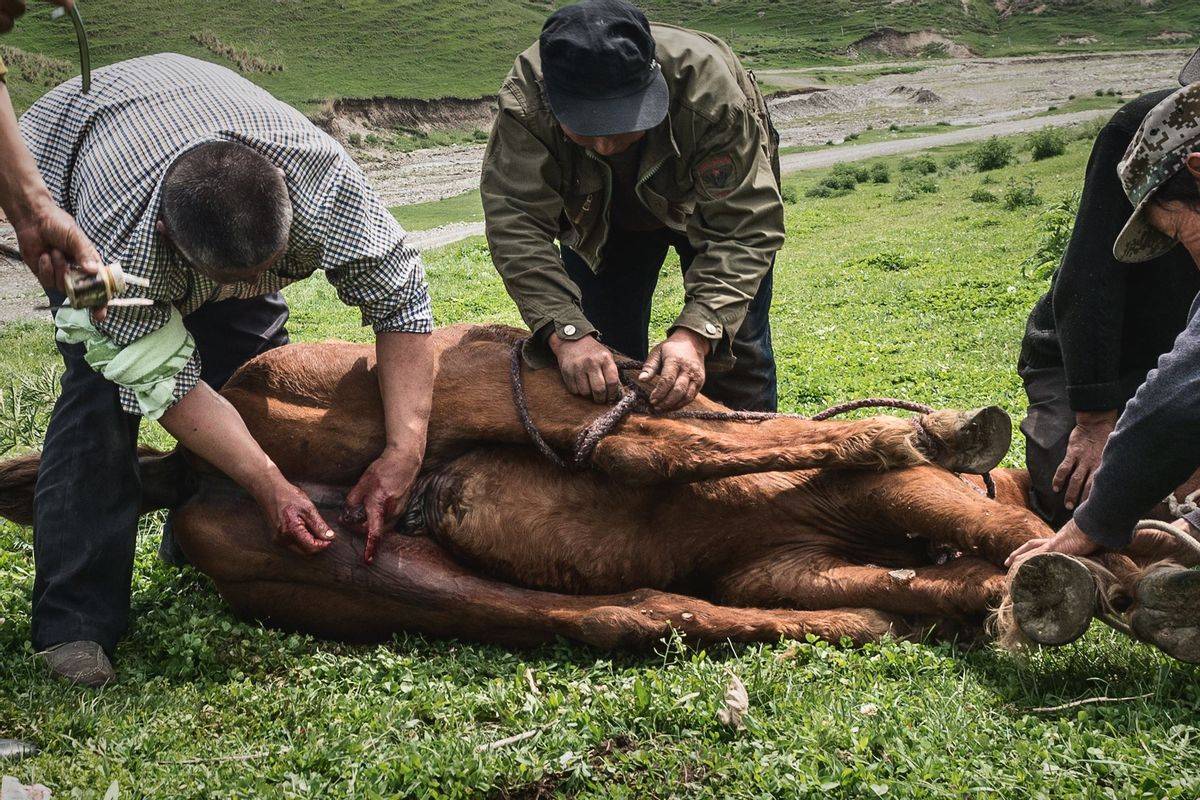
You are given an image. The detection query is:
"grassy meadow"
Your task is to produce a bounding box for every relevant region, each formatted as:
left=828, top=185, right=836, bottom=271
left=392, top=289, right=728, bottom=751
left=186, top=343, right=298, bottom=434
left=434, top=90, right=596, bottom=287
left=2, top=126, right=1200, bottom=797
left=1, top=0, right=1199, bottom=111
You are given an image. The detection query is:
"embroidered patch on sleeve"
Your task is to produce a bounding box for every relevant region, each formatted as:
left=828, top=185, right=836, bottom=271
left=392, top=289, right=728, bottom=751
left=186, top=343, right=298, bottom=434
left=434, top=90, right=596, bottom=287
left=696, top=153, right=738, bottom=200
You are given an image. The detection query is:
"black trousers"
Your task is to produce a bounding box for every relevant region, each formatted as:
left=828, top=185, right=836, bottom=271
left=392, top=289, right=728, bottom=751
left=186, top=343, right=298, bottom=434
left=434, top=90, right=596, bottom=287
left=1018, top=362, right=1144, bottom=530
left=31, top=293, right=290, bottom=654
left=562, top=228, right=778, bottom=412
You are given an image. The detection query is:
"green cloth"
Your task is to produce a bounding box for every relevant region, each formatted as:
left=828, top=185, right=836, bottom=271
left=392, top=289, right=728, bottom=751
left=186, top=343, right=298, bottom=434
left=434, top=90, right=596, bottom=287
left=54, top=306, right=196, bottom=420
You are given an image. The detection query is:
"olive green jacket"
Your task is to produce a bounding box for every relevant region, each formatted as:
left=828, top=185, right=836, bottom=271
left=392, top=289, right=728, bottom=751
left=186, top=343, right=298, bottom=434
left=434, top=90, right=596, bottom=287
left=481, top=23, right=784, bottom=370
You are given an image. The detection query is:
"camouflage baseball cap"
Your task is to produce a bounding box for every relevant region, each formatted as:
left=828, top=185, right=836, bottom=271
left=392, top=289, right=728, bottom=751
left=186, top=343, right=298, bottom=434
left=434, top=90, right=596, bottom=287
left=1114, top=82, right=1200, bottom=263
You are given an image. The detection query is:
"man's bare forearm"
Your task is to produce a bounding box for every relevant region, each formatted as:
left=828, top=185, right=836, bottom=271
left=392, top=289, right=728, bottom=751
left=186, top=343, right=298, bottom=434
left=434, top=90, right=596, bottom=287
left=159, top=382, right=284, bottom=496
left=160, top=382, right=336, bottom=552
left=0, top=81, right=54, bottom=224
left=375, top=331, right=434, bottom=457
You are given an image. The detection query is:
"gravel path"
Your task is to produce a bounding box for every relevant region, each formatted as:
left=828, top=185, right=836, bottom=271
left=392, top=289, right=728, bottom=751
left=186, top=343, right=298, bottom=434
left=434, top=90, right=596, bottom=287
left=778, top=108, right=1108, bottom=172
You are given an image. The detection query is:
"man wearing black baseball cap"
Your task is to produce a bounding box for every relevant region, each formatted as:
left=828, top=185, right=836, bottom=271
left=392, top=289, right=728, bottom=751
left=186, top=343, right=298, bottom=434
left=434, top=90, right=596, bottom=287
left=482, top=0, right=784, bottom=412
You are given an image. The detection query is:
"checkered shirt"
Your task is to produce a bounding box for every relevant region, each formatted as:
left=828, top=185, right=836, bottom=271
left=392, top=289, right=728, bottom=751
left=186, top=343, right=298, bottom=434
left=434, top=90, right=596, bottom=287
left=20, top=53, right=432, bottom=414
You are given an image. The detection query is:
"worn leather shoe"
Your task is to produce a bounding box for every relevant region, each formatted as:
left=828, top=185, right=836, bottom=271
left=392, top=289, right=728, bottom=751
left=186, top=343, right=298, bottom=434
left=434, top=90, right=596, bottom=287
left=0, top=739, right=39, bottom=761
left=37, top=641, right=115, bottom=687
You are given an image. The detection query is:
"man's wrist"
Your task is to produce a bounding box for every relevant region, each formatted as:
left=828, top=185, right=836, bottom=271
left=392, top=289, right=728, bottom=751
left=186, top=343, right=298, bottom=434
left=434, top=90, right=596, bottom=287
left=6, top=185, right=55, bottom=227
left=1075, top=409, right=1119, bottom=427
left=244, top=462, right=287, bottom=500
left=669, top=326, right=713, bottom=357
left=381, top=439, right=425, bottom=461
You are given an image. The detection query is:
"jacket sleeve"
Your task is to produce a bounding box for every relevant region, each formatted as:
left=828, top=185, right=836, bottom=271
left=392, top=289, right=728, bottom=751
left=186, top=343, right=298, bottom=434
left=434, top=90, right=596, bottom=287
left=680, top=105, right=784, bottom=370
left=481, top=84, right=595, bottom=363
left=1052, top=122, right=1136, bottom=411
left=1073, top=302, right=1200, bottom=548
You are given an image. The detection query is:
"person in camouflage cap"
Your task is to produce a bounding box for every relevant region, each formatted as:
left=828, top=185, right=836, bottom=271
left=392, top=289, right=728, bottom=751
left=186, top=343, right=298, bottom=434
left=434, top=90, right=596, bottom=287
left=1010, top=81, right=1200, bottom=567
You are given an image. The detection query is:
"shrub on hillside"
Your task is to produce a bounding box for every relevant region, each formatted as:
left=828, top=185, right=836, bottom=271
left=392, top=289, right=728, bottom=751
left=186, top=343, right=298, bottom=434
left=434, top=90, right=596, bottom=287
left=1073, top=117, right=1106, bottom=142
left=899, top=155, right=938, bottom=175
left=1003, top=177, right=1042, bottom=210
left=968, top=137, right=1015, bottom=172
left=831, top=163, right=871, bottom=184
left=869, top=163, right=891, bottom=183
left=894, top=175, right=939, bottom=202
left=781, top=184, right=800, bottom=204
left=805, top=183, right=851, bottom=199
left=970, top=188, right=998, bottom=203
left=1022, top=193, right=1080, bottom=278
left=818, top=171, right=858, bottom=192
left=1029, top=129, right=1067, bottom=161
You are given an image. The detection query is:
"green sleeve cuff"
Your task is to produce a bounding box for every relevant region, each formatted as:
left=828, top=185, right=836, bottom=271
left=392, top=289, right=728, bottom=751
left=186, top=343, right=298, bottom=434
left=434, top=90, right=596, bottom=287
left=521, top=314, right=597, bottom=370
left=672, top=305, right=734, bottom=372
left=55, top=306, right=197, bottom=420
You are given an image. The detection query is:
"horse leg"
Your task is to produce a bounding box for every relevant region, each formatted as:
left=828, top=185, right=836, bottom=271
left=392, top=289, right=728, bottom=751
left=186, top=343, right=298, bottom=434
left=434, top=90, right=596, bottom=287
left=170, top=478, right=906, bottom=649
left=1128, top=562, right=1200, bottom=664
left=221, top=335, right=1012, bottom=488
left=712, top=544, right=1006, bottom=619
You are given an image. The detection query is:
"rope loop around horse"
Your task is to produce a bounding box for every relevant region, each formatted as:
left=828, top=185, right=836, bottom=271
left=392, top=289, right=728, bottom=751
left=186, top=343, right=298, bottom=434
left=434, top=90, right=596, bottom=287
left=509, top=339, right=996, bottom=498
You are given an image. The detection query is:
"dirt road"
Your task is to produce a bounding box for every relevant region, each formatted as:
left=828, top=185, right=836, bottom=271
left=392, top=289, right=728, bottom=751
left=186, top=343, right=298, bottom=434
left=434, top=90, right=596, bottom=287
left=778, top=108, right=1108, bottom=172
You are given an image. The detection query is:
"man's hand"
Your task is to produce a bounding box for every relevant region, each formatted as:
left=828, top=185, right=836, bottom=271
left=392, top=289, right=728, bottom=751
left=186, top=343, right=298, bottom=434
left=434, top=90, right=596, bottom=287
left=249, top=475, right=336, bottom=556
left=1005, top=518, right=1101, bottom=568
left=639, top=328, right=711, bottom=412
left=0, top=1, right=72, bottom=33
left=11, top=200, right=104, bottom=294
left=1053, top=409, right=1118, bottom=510
left=549, top=331, right=621, bottom=404
left=343, top=444, right=423, bottom=563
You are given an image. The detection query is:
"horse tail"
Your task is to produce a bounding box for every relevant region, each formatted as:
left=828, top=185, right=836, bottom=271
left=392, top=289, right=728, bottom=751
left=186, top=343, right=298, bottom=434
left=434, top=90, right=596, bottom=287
left=0, top=448, right=194, bottom=526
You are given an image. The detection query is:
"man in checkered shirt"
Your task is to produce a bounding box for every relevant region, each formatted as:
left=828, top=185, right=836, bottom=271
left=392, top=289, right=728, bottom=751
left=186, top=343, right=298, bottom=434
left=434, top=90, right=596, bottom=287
left=22, top=53, right=436, bottom=687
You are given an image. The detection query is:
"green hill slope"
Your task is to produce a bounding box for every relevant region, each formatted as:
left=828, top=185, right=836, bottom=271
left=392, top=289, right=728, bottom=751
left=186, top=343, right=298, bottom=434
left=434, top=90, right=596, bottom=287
left=2, top=0, right=1198, bottom=111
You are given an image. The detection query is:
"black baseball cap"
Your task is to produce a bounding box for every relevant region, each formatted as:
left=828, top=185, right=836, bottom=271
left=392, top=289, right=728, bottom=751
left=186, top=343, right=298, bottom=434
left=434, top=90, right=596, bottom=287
left=1182, top=45, right=1200, bottom=86
left=539, top=0, right=669, bottom=137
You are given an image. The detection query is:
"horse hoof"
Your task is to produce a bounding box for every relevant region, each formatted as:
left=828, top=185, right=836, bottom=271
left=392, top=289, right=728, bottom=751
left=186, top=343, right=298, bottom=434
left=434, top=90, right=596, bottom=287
left=1010, top=552, right=1096, bottom=646
left=919, top=406, right=1012, bottom=475
left=1130, top=564, right=1200, bottom=664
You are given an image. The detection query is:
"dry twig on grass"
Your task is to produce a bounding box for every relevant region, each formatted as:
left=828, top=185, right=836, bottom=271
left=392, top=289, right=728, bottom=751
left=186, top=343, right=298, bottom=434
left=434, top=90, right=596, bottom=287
left=1027, top=693, right=1153, bottom=713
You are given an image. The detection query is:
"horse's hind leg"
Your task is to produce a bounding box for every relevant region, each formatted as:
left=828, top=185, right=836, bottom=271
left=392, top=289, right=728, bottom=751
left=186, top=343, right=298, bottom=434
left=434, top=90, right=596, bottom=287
left=713, top=545, right=1006, bottom=619
left=171, top=479, right=906, bottom=649
left=816, top=466, right=1056, bottom=567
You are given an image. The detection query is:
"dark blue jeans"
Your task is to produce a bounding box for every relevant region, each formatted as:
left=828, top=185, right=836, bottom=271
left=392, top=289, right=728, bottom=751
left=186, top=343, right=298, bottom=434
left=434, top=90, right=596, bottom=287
left=562, top=229, right=777, bottom=412
left=31, top=293, right=290, bottom=655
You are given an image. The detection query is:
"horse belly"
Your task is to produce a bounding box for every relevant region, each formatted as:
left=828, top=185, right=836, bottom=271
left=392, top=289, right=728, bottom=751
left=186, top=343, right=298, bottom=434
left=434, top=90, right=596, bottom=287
left=417, top=448, right=693, bottom=595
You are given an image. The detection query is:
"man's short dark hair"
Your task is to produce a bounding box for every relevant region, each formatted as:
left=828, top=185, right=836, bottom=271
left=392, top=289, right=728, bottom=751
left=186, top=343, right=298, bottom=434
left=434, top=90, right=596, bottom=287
left=160, top=141, right=292, bottom=282
left=1156, top=164, right=1200, bottom=211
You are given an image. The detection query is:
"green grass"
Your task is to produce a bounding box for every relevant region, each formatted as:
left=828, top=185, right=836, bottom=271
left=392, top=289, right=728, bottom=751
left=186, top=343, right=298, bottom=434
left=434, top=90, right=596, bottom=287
left=390, top=190, right=484, bottom=232
left=4, top=130, right=1200, bottom=797
left=1, top=1, right=1199, bottom=111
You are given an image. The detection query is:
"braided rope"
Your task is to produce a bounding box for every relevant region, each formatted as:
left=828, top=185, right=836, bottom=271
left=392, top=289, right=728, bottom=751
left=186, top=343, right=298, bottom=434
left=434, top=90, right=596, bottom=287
left=510, top=340, right=997, bottom=497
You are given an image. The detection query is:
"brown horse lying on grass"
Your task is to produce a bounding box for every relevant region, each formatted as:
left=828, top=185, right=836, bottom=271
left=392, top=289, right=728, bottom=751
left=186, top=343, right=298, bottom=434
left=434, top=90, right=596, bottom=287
left=0, top=324, right=1196, bottom=661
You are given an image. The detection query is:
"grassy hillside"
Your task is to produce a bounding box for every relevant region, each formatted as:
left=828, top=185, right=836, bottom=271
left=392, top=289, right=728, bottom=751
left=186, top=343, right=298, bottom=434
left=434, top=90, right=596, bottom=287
left=1, top=0, right=1198, bottom=111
